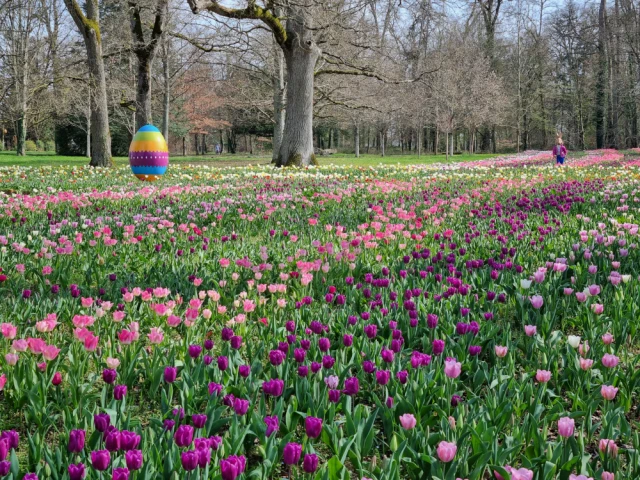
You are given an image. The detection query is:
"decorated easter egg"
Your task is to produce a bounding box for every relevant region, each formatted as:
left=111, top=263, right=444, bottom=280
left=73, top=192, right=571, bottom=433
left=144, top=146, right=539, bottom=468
left=129, top=125, right=169, bottom=181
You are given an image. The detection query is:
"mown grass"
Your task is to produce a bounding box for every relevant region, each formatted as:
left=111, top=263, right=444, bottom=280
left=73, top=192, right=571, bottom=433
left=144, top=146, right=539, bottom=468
left=0, top=150, right=498, bottom=167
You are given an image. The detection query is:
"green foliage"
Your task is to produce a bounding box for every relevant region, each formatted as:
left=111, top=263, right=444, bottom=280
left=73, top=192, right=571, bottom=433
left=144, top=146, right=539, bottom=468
left=24, top=140, right=38, bottom=151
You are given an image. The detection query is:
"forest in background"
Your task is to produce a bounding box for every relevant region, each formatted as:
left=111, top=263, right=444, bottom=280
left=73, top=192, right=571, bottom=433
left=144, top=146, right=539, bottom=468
left=0, top=0, right=639, bottom=163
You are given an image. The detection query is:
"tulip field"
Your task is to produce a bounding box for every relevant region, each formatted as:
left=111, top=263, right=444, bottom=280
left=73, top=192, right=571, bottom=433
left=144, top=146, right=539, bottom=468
left=1, top=149, right=640, bottom=480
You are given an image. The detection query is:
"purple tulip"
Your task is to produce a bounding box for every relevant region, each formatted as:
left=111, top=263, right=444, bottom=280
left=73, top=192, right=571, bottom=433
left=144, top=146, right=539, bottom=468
left=343, top=334, right=353, bottom=347
left=328, top=389, right=341, bottom=403
left=181, top=450, right=198, bottom=471
left=164, top=366, right=177, bottom=383
left=102, top=369, right=117, bottom=384
left=125, top=450, right=143, bottom=471
left=451, top=395, right=463, bottom=407
left=298, top=366, right=309, bottom=377
left=217, top=356, right=229, bottom=371
left=343, top=377, right=359, bottom=396
left=294, top=348, right=306, bottom=363
left=0, top=440, right=6, bottom=462
left=263, top=379, right=284, bottom=397
left=238, top=365, right=250, bottom=377
left=23, top=474, right=38, bottom=480
left=318, top=337, right=330, bottom=352
left=364, top=324, right=377, bottom=339
left=230, top=336, right=243, bottom=349
left=220, top=455, right=246, bottom=480
left=322, top=355, right=335, bottom=369
left=303, top=454, right=319, bottom=473
left=196, top=446, right=211, bottom=468
left=208, top=382, right=223, bottom=396
left=264, top=415, right=279, bottom=437
left=68, top=430, right=86, bottom=453
left=192, top=414, right=207, bottom=429
left=94, top=413, right=111, bottom=433
left=283, top=442, right=302, bottom=465
left=376, top=370, right=391, bottom=385
left=112, top=467, right=129, bottom=480
left=113, top=385, right=127, bottom=401
left=1, top=431, right=18, bottom=450
left=209, top=436, right=222, bottom=450
left=188, top=345, right=202, bottom=359
left=221, top=328, right=234, bottom=341
left=163, top=419, right=175, bottom=431
left=386, top=396, right=394, bottom=408
left=173, top=425, right=194, bottom=447
left=91, top=450, right=111, bottom=471
left=0, top=462, right=9, bottom=477
left=204, top=339, right=214, bottom=350
left=68, top=463, right=85, bottom=480
left=233, top=398, right=249, bottom=415
left=363, top=360, right=376, bottom=374
left=311, top=362, right=322, bottom=373
left=104, top=429, right=121, bottom=452
left=120, top=431, right=140, bottom=451
left=203, top=355, right=213, bottom=366
left=269, top=350, right=286, bottom=366
left=304, top=417, right=323, bottom=438
left=432, top=339, right=445, bottom=355
left=469, top=345, right=482, bottom=356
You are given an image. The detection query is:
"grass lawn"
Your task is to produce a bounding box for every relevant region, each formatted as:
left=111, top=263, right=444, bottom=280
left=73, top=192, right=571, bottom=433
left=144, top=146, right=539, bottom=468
left=0, top=150, right=497, bottom=167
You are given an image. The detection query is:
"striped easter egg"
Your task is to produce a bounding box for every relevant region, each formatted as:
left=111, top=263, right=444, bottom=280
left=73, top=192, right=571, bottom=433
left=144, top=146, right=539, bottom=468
left=129, top=125, right=169, bottom=181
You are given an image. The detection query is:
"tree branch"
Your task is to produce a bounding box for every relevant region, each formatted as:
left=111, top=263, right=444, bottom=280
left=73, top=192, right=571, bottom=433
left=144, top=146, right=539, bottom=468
left=186, top=0, right=286, bottom=46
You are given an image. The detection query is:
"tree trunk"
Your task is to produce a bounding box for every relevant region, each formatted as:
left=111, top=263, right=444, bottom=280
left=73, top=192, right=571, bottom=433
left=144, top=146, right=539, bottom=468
left=182, top=136, right=186, bottom=156
left=354, top=123, right=360, bottom=157
left=272, top=35, right=286, bottom=164
left=203, top=134, right=207, bottom=154
left=16, top=116, right=26, bottom=156
left=63, top=0, right=113, bottom=167
left=595, top=0, right=607, bottom=149
left=417, top=127, right=421, bottom=158
left=275, top=7, right=320, bottom=167
left=135, top=54, right=153, bottom=130
left=435, top=128, right=439, bottom=155
left=161, top=32, right=170, bottom=140
left=380, top=130, right=386, bottom=157
left=86, top=114, right=91, bottom=158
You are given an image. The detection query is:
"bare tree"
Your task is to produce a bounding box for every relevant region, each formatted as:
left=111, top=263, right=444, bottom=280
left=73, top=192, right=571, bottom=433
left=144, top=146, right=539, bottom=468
left=128, top=0, right=169, bottom=131
left=63, top=0, right=113, bottom=166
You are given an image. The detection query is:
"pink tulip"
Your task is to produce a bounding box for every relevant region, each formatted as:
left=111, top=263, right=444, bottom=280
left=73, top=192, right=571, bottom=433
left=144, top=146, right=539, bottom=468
left=147, top=328, right=164, bottom=344
left=558, top=417, right=575, bottom=438
left=568, top=476, right=593, bottom=480
left=563, top=288, right=574, bottom=296
left=533, top=270, right=545, bottom=283
left=5, top=353, right=18, bottom=366
left=601, top=385, right=618, bottom=401
left=444, top=359, right=461, bottom=379
left=398, top=414, right=416, bottom=430
left=81, top=297, right=94, bottom=308
left=494, top=346, right=508, bottom=358
left=42, top=345, right=60, bottom=361
left=579, top=358, right=593, bottom=371
left=591, top=304, right=604, bottom=315
left=601, top=472, right=614, bottom=480
left=106, top=357, right=120, bottom=369
left=536, top=370, right=551, bottom=383
left=602, top=333, right=614, bottom=345
left=602, top=354, right=619, bottom=368
left=599, top=439, right=618, bottom=457
left=588, top=284, right=601, bottom=296
left=436, top=441, right=457, bottom=462
left=524, top=325, right=537, bottom=337
left=167, top=315, right=181, bottom=327
left=0, top=374, right=6, bottom=391
left=530, top=295, right=544, bottom=309
left=113, top=311, right=126, bottom=322
left=575, top=292, right=587, bottom=302
left=84, top=334, right=99, bottom=352
left=1, top=323, right=17, bottom=339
